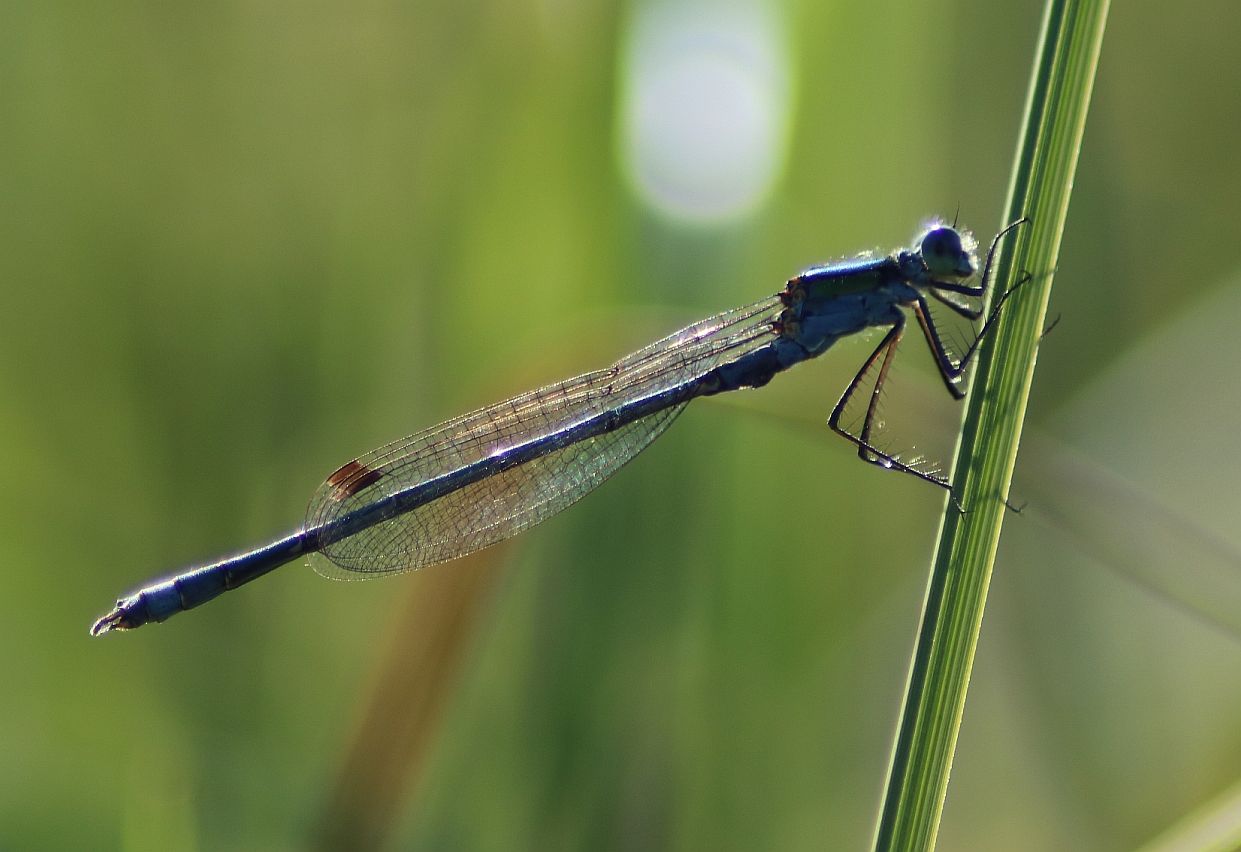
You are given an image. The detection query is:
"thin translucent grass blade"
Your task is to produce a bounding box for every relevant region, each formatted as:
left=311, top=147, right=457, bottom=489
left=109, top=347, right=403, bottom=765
left=874, top=1, right=1112, bottom=849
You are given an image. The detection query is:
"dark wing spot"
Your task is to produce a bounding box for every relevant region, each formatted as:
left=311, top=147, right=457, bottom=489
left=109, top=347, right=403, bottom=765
left=325, top=459, right=384, bottom=501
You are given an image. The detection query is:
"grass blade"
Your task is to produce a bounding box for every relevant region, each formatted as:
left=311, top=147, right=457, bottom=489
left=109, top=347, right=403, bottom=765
left=872, top=1, right=1112, bottom=849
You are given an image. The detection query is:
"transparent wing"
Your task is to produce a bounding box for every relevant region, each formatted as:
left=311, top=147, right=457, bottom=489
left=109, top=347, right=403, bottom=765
left=306, top=296, right=782, bottom=578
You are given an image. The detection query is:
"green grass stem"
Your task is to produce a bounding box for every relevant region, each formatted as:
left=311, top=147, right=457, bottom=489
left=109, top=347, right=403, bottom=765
left=872, top=2, right=1112, bottom=849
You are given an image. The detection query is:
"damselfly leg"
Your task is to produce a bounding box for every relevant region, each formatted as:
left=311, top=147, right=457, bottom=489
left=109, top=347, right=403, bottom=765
left=828, top=218, right=1030, bottom=489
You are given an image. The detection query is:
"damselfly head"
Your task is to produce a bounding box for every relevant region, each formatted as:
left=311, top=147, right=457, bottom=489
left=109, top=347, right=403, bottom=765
left=917, top=224, right=977, bottom=280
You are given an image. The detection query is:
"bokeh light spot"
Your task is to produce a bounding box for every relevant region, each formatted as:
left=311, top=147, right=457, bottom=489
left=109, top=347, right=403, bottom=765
left=618, top=1, right=791, bottom=225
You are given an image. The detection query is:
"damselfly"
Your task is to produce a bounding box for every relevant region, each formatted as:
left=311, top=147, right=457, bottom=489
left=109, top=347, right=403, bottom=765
left=90, top=218, right=1026, bottom=635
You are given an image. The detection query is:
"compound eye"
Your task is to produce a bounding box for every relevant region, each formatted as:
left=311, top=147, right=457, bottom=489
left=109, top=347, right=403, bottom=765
left=920, top=226, right=972, bottom=278
left=922, top=226, right=961, bottom=259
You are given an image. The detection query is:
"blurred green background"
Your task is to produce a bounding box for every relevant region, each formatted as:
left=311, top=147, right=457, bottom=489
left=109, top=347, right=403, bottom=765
left=4, top=0, right=1241, bottom=849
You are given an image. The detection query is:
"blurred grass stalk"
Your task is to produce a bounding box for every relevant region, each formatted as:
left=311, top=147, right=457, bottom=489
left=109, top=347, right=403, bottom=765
left=316, top=545, right=510, bottom=850
left=872, top=1, right=1111, bottom=850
